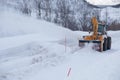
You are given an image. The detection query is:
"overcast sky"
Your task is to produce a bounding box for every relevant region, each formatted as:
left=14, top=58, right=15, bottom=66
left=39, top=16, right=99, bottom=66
left=86, top=0, right=120, bottom=5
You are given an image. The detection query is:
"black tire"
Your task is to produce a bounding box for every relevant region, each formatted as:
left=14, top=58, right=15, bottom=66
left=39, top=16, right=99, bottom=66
left=107, top=37, right=111, bottom=50
left=103, top=38, right=107, bottom=51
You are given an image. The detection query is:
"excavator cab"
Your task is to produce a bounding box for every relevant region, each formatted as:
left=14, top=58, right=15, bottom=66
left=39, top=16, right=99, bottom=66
left=98, top=23, right=107, bottom=35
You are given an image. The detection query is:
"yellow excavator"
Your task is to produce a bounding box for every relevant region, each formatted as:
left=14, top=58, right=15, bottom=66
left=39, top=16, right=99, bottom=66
left=79, top=17, right=111, bottom=52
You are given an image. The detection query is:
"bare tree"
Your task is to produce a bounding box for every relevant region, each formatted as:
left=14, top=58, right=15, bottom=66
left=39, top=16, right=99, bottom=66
left=43, top=0, right=52, bottom=21
left=18, top=0, right=32, bottom=15
left=56, top=0, right=74, bottom=28
left=34, top=0, right=43, bottom=18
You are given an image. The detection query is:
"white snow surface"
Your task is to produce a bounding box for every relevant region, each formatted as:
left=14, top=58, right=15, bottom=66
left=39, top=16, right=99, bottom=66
left=0, top=10, right=120, bottom=80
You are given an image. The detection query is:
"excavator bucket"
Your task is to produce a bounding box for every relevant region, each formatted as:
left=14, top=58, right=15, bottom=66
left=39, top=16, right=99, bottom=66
left=79, top=40, right=103, bottom=51
left=79, top=40, right=101, bottom=43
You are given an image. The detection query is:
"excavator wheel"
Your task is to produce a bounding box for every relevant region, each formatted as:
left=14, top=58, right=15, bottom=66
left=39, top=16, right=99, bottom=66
left=107, top=37, right=111, bottom=50
left=103, top=38, right=107, bottom=51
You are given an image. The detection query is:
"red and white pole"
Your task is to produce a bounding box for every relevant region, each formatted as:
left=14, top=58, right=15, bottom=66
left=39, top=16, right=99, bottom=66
left=67, top=68, right=71, bottom=77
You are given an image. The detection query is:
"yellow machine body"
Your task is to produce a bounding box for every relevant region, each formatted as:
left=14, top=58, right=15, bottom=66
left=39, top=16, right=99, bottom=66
left=79, top=17, right=111, bottom=52
left=84, top=17, right=103, bottom=42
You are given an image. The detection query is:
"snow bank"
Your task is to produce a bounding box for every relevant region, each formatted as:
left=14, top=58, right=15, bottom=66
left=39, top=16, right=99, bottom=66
left=0, top=10, right=76, bottom=38
left=0, top=10, right=78, bottom=80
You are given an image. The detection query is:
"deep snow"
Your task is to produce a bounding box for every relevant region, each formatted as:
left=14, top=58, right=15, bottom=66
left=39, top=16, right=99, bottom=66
left=0, top=10, right=120, bottom=80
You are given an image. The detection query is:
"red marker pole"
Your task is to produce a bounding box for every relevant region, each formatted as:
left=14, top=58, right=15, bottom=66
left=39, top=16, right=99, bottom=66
left=67, top=68, right=71, bottom=77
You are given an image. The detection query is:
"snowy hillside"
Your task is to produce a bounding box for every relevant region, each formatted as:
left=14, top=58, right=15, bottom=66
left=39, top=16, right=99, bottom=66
left=0, top=10, right=120, bottom=80
left=1, top=0, right=120, bottom=31
left=100, top=7, right=120, bottom=23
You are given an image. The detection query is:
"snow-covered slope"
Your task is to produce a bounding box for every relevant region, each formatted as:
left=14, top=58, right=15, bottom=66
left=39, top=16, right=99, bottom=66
left=0, top=10, right=72, bottom=37
left=100, top=7, right=120, bottom=23
left=0, top=10, right=78, bottom=80
left=0, top=10, right=120, bottom=80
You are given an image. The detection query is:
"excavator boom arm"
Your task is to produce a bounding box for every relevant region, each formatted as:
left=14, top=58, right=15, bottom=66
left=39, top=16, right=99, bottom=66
left=91, top=17, right=98, bottom=38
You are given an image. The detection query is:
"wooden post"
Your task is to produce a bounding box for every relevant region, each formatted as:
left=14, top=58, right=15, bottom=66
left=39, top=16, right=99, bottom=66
left=65, top=36, right=67, bottom=53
